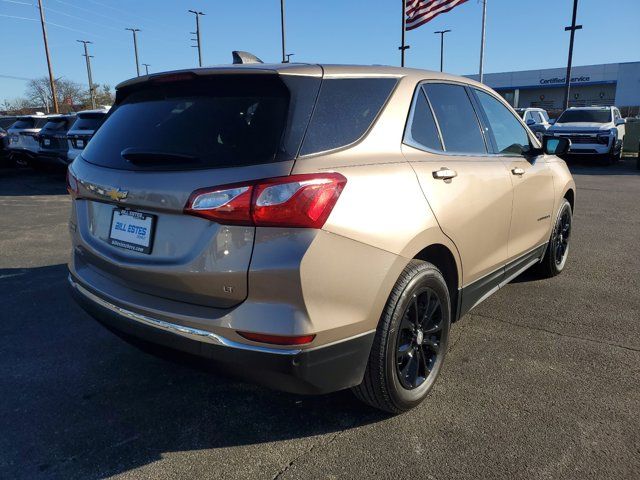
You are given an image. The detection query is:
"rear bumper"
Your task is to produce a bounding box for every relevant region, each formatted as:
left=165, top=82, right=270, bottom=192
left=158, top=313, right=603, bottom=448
left=68, top=274, right=375, bottom=395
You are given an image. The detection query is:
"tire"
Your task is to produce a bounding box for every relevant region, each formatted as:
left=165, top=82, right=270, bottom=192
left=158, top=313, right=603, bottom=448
left=606, top=139, right=622, bottom=165
left=352, top=259, right=451, bottom=414
left=537, top=198, right=572, bottom=277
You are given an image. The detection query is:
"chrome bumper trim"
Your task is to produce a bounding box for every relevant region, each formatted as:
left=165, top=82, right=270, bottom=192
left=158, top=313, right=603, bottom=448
left=68, top=275, right=302, bottom=356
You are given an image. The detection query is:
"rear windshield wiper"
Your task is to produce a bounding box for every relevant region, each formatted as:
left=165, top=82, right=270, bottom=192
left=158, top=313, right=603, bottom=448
left=121, top=148, right=200, bottom=166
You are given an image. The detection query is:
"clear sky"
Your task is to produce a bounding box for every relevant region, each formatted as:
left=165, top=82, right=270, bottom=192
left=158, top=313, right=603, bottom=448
left=1, top=0, right=639, bottom=102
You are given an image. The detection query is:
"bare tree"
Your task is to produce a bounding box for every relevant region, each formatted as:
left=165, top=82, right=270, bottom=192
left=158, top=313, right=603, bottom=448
left=25, top=77, right=85, bottom=113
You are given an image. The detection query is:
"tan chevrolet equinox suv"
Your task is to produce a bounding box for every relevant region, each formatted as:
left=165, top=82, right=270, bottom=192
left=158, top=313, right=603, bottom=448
left=67, top=63, right=576, bottom=413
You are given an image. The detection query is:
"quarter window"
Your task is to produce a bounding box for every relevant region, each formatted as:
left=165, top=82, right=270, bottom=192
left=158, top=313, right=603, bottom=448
left=475, top=89, right=531, bottom=156
left=423, top=84, right=486, bottom=154
left=404, top=88, right=443, bottom=151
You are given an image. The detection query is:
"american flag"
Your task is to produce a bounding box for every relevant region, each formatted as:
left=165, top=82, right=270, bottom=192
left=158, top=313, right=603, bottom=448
left=405, top=0, right=469, bottom=31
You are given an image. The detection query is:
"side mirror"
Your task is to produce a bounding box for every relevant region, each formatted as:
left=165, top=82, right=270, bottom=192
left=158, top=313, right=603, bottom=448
left=543, top=135, right=570, bottom=156
left=526, top=118, right=535, bottom=126
left=548, top=118, right=556, bottom=125
left=615, top=118, right=626, bottom=126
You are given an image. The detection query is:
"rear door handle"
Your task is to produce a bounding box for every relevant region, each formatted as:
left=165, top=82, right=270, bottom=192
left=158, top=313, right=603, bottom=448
left=432, top=168, right=458, bottom=180
left=511, top=167, right=525, bottom=176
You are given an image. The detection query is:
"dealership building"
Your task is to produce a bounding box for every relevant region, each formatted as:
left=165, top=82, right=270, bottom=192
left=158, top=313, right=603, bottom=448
left=466, top=62, right=640, bottom=111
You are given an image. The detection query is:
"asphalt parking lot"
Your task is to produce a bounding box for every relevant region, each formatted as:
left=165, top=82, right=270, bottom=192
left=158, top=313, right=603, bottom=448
left=1, top=159, right=638, bottom=480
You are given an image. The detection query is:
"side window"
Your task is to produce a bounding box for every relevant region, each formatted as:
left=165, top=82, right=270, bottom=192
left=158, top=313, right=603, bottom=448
left=532, top=112, right=543, bottom=124
left=474, top=89, right=531, bottom=156
left=404, top=87, right=443, bottom=151
left=524, top=111, right=534, bottom=123
left=541, top=111, right=550, bottom=122
left=300, top=77, right=398, bottom=156
left=423, top=83, right=486, bottom=154
left=613, top=109, right=621, bottom=120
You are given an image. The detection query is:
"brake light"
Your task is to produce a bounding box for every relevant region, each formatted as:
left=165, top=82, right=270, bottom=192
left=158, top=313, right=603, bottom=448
left=184, top=173, right=346, bottom=229
left=66, top=169, right=79, bottom=197
left=237, top=331, right=315, bottom=346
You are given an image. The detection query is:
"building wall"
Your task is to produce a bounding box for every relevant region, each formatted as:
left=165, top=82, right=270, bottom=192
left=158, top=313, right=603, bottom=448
left=467, top=62, right=640, bottom=110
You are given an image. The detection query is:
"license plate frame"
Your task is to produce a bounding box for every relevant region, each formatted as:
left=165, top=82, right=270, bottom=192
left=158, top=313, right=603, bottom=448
left=108, top=208, right=156, bottom=254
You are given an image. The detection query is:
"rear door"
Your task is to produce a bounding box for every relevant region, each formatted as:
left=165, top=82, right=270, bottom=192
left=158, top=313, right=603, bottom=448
left=471, top=88, right=554, bottom=264
left=70, top=71, right=321, bottom=308
left=402, top=82, right=513, bottom=290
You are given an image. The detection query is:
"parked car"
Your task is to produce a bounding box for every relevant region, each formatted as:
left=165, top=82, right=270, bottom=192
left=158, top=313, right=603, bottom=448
left=547, top=106, right=626, bottom=164
left=515, top=107, right=551, bottom=140
left=66, top=108, right=110, bottom=163
left=6, top=114, right=52, bottom=165
left=36, top=114, right=76, bottom=168
left=67, top=64, right=576, bottom=413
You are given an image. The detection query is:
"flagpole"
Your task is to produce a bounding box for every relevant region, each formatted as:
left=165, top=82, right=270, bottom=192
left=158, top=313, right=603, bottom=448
left=400, top=0, right=408, bottom=67
left=478, top=0, right=487, bottom=83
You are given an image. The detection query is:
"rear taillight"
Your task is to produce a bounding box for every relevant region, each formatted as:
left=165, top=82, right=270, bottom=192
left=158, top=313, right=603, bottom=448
left=184, top=173, right=346, bottom=229
left=66, top=169, right=79, bottom=197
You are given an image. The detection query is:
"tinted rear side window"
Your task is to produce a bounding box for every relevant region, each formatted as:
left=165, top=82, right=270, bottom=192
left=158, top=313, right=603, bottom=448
left=423, top=84, right=486, bottom=154
left=404, top=87, right=443, bottom=151
left=300, top=78, right=397, bottom=156
left=82, top=75, right=290, bottom=170
left=41, top=118, right=74, bottom=132
left=0, top=118, right=16, bottom=129
left=71, top=113, right=105, bottom=131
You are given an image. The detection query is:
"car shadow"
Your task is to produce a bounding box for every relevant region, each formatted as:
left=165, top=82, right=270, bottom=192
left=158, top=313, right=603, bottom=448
left=0, top=166, right=68, bottom=196
left=564, top=156, right=639, bottom=176
left=0, top=264, right=388, bottom=480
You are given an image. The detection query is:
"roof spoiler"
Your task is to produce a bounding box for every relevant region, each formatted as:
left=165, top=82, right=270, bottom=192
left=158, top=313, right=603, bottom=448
left=232, top=51, right=263, bottom=65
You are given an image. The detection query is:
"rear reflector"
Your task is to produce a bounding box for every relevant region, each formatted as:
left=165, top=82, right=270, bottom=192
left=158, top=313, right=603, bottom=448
left=237, top=331, right=316, bottom=346
left=184, top=173, right=346, bottom=229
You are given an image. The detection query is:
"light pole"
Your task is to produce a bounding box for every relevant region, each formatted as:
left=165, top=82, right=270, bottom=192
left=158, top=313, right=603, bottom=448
left=285, top=53, right=294, bottom=63
left=563, top=0, right=582, bottom=109
left=280, top=0, right=287, bottom=63
left=188, top=10, right=205, bottom=67
left=125, top=28, right=141, bottom=76
left=142, top=63, right=151, bottom=75
left=37, top=0, right=59, bottom=113
left=434, top=29, right=451, bottom=72
left=77, top=40, right=96, bottom=109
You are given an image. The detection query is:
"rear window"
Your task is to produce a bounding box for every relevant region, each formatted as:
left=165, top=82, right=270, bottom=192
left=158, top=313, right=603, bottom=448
left=82, top=75, right=290, bottom=170
left=70, top=113, right=105, bottom=131
left=299, top=78, right=398, bottom=156
left=557, top=109, right=611, bottom=123
left=41, top=118, right=74, bottom=132
left=10, top=118, right=35, bottom=130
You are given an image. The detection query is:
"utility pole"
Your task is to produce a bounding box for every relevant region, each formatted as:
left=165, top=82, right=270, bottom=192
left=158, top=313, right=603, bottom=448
left=399, top=0, right=409, bottom=67
left=77, top=40, right=96, bottom=109
left=280, top=0, right=286, bottom=63
left=142, top=63, right=151, bottom=75
left=188, top=10, right=205, bottom=67
left=478, top=0, right=487, bottom=83
left=434, top=30, right=451, bottom=72
left=37, top=0, right=59, bottom=113
left=563, top=0, right=582, bottom=110
left=125, top=27, right=141, bottom=76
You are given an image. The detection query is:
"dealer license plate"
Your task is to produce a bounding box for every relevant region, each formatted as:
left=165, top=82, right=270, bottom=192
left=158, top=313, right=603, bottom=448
left=108, top=209, right=155, bottom=254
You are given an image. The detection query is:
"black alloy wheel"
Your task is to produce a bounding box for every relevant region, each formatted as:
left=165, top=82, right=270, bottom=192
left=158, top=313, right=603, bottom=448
left=395, top=288, right=443, bottom=390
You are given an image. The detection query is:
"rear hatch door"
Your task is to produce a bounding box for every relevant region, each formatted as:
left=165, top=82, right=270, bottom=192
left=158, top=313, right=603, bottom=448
left=71, top=70, right=320, bottom=308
